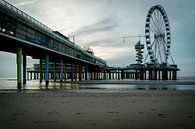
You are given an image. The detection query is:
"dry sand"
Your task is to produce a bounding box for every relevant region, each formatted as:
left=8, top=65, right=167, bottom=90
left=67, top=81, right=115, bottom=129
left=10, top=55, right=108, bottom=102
left=0, top=90, right=195, bottom=129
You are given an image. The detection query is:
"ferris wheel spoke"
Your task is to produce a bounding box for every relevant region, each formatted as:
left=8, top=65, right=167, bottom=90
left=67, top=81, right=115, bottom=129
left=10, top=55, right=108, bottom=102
left=154, top=39, right=158, bottom=60
left=153, top=10, right=159, bottom=25
left=156, top=10, right=161, bottom=26
left=152, top=14, right=160, bottom=33
left=154, top=10, right=162, bottom=32
left=151, top=38, right=156, bottom=48
left=159, top=12, right=166, bottom=32
left=150, top=25, right=159, bottom=34
left=157, top=10, right=165, bottom=34
left=158, top=14, right=165, bottom=33
left=144, top=53, right=149, bottom=63
left=151, top=16, right=161, bottom=33
left=150, top=23, right=159, bottom=34
left=157, top=39, right=163, bottom=64
left=161, top=38, right=167, bottom=62
left=158, top=11, right=164, bottom=33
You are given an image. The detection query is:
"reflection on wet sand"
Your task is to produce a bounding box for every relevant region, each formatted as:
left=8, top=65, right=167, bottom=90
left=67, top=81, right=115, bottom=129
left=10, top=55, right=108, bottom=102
left=23, top=82, right=80, bottom=90
left=136, top=85, right=174, bottom=91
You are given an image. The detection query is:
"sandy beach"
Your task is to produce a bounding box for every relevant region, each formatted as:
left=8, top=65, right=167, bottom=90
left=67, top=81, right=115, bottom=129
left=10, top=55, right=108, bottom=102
left=0, top=90, right=195, bottom=129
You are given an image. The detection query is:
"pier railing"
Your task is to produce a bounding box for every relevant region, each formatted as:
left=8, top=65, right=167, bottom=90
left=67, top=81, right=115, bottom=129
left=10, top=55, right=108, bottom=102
left=0, top=0, right=53, bottom=33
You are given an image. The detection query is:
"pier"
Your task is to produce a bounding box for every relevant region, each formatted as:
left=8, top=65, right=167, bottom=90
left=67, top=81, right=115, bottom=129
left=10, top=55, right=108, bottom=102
left=0, top=1, right=180, bottom=89
left=0, top=0, right=106, bottom=89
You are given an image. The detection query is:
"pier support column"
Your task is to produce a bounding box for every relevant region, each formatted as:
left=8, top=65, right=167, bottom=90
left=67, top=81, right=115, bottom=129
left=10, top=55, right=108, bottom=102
left=64, top=63, right=67, bottom=81
left=103, top=70, right=106, bottom=80
left=158, top=71, right=161, bottom=80
left=121, top=70, right=124, bottom=80
left=27, top=72, right=29, bottom=80
left=16, top=48, right=22, bottom=89
left=118, top=70, right=120, bottom=80
left=94, top=69, right=97, bottom=80
left=39, top=59, right=43, bottom=83
left=79, top=64, right=82, bottom=81
left=23, top=53, right=26, bottom=85
left=74, top=64, right=77, bottom=81
left=175, top=71, right=177, bottom=80
left=90, top=68, right=93, bottom=80
left=109, top=71, right=111, bottom=80
left=54, top=62, right=57, bottom=82
left=152, top=70, right=157, bottom=80
left=45, top=55, right=49, bottom=87
left=36, top=72, right=38, bottom=79
left=126, top=72, right=129, bottom=79
left=140, top=70, right=143, bottom=80
left=33, top=72, right=35, bottom=79
left=169, top=71, right=172, bottom=80
left=60, top=59, right=63, bottom=82
left=149, top=70, right=152, bottom=80
left=135, top=70, right=138, bottom=80
left=30, top=72, right=32, bottom=80
left=172, top=70, right=177, bottom=80
left=85, top=65, right=88, bottom=80
left=71, top=63, right=74, bottom=81
left=144, top=70, right=146, bottom=80
left=162, top=70, right=168, bottom=80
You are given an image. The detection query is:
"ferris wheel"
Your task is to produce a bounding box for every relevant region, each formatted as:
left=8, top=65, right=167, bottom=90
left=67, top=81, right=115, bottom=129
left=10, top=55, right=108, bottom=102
left=145, top=5, right=171, bottom=65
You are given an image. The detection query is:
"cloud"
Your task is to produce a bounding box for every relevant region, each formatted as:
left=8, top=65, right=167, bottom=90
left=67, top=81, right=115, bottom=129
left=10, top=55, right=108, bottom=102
left=91, top=43, right=135, bottom=60
left=71, top=17, right=117, bottom=36
left=83, top=39, right=116, bottom=47
left=15, top=0, right=39, bottom=6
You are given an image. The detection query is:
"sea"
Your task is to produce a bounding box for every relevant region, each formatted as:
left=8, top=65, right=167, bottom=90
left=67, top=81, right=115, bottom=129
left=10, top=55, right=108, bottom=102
left=0, top=76, right=195, bottom=92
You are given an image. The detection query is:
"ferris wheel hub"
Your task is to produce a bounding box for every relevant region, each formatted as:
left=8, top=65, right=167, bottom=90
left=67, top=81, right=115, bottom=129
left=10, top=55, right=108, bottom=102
left=154, top=33, right=165, bottom=39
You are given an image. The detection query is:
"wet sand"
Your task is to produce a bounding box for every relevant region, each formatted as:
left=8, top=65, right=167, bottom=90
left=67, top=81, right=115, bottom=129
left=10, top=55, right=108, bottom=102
left=0, top=90, right=195, bottom=129
left=71, top=79, right=195, bottom=85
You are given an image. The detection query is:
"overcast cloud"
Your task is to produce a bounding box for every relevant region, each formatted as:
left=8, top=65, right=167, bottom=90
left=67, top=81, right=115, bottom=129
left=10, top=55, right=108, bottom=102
left=1, top=0, right=195, bottom=77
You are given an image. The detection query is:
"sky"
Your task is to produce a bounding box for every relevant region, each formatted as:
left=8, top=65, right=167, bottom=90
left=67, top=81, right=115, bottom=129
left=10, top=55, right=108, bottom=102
left=0, top=0, right=195, bottom=78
